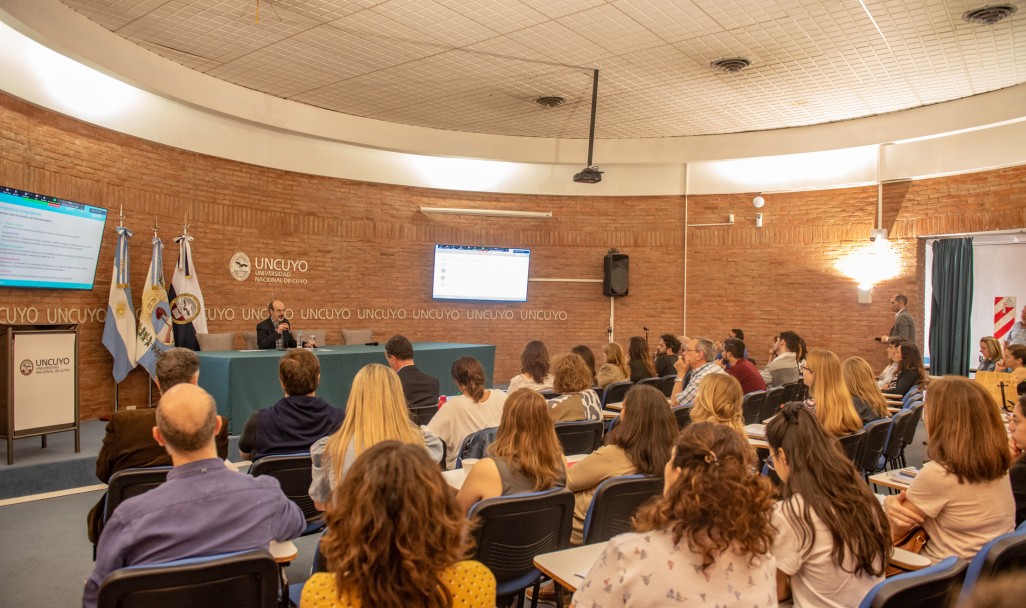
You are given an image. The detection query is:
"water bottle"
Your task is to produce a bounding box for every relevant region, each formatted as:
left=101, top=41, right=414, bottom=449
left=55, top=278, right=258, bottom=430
left=297, top=331, right=303, bottom=349
left=275, top=335, right=284, bottom=351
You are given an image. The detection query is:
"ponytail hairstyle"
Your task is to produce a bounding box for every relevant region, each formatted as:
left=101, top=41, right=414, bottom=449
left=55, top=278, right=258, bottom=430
left=633, top=422, right=776, bottom=572
left=451, top=357, right=486, bottom=403
left=766, top=402, right=889, bottom=578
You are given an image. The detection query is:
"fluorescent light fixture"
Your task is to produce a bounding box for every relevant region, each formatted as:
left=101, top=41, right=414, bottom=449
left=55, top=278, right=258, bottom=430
left=420, top=207, right=552, bottom=218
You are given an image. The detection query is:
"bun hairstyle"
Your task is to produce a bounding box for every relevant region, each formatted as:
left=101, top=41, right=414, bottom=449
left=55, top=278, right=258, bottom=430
left=451, top=357, right=486, bottom=402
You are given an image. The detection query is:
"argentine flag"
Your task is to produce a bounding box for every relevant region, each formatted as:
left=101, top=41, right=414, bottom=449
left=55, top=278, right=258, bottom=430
left=101, top=226, right=137, bottom=382
left=136, top=233, right=174, bottom=377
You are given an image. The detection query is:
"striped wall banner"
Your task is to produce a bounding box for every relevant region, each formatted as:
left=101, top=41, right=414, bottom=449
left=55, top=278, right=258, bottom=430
left=995, top=296, right=1016, bottom=339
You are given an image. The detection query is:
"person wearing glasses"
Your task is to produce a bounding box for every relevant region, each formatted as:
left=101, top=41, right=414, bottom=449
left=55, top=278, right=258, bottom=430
left=672, top=337, right=726, bottom=407
left=878, top=293, right=916, bottom=345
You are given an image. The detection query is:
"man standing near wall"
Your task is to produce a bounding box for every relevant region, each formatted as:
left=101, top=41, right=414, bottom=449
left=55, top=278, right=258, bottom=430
left=880, top=293, right=916, bottom=344
left=1004, top=306, right=1026, bottom=348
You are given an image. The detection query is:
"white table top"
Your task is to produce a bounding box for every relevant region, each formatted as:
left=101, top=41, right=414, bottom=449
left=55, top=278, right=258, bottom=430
left=869, top=471, right=915, bottom=491
left=533, top=542, right=607, bottom=593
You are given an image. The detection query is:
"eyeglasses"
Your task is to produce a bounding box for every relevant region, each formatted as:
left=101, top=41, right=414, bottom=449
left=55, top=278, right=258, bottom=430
left=682, top=348, right=700, bottom=353
left=800, top=364, right=813, bottom=373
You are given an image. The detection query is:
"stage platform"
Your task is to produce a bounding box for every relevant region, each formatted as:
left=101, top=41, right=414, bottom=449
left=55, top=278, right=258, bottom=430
left=0, top=420, right=242, bottom=500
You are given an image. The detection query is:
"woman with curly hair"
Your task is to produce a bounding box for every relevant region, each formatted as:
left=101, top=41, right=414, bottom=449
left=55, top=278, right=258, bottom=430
left=884, top=377, right=1014, bottom=563
left=572, top=422, right=777, bottom=607
left=309, top=364, right=441, bottom=510
left=566, top=384, right=677, bottom=544
left=456, top=389, right=567, bottom=513
left=803, top=350, right=862, bottom=437
left=767, top=402, right=890, bottom=606
left=596, top=342, right=630, bottom=388
left=626, top=336, right=657, bottom=382
left=507, top=340, right=554, bottom=393
left=841, top=356, right=890, bottom=424
left=301, top=441, right=496, bottom=608
left=547, top=353, right=602, bottom=422
left=691, top=373, right=745, bottom=434
left=884, top=342, right=927, bottom=398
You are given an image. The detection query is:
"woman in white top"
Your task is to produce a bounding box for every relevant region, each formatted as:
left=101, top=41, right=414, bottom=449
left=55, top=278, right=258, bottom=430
left=883, top=376, right=1015, bottom=563
left=573, top=422, right=778, bottom=608
left=507, top=340, right=554, bottom=393
left=767, top=402, right=889, bottom=607
left=309, top=364, right=442, bottom=510
left=427, top=356, right=507, bottom=469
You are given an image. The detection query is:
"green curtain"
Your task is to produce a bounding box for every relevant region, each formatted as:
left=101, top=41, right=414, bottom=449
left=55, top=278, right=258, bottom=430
left=929, top=237, right=973, bottom=376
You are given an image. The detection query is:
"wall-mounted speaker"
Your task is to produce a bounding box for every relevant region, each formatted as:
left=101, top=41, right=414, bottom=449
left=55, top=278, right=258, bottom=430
left=603, top=253, right=629, bottom=296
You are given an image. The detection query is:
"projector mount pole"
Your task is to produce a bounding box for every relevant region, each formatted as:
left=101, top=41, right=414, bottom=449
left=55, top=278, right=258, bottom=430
left=586, top=69, right=598, bottom=168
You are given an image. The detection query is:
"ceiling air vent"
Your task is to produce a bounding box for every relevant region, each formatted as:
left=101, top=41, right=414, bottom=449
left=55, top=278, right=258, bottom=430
left=962, top=4, right=1017, bottom=25
left=535, top=96, right=566, bottom=108
left=710, top=57, right=751, bottom=73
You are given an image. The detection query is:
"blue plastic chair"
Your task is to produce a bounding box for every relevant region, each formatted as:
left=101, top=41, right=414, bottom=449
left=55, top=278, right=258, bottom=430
left=581, top=475, right=662, bottom=545
left=858, top=556, right=967, bottom=608
left=958, top=525, right=1026, bottom=603
left=249, top=453, right=324, bottom=536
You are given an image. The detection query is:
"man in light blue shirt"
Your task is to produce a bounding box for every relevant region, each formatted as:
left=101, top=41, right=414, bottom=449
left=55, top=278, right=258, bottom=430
left=1005, top=306, right=1026, bottom=349
left=84, top=384, right=305, bottom=608
left=671, top=337, right=726, bottom=407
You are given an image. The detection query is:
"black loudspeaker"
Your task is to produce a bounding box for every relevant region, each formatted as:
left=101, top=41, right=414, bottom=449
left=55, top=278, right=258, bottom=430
left=603, top=253, right=629, bottom=296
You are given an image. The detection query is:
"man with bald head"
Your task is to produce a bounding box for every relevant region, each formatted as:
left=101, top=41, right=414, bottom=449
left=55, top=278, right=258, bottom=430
left=257, top=299, right=297, bottom=349
left=84, top=384, right=304, bottom=608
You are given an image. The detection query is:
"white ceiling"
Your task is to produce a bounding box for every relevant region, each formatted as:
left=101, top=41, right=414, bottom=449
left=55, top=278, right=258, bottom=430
left=58, top=0, right=1025, bottom=140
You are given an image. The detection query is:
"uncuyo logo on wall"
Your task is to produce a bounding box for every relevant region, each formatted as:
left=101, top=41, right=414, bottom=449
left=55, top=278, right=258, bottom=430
left=19, top=359, right=33, bottom=376
left=230, top=252, right=251, bottom=281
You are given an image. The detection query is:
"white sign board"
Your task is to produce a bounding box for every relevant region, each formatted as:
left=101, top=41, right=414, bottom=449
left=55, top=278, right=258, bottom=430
left=12, top=331, right=76, bottom=431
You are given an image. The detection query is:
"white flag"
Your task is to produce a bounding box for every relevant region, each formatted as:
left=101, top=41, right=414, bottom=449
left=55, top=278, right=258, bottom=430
left=169, top=234, right=207, bottom=349
left=136, top=233, right=173, bottom=377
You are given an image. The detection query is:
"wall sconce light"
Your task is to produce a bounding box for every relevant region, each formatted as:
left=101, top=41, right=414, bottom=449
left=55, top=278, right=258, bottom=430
left=835, top=234, right=901, bottom=303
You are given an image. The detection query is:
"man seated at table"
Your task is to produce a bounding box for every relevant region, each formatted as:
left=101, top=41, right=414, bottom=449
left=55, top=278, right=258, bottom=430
left=256, top=299, right=297, bottom=349
left=238, top=349, right=345, bottom=461
left=83, top=384, right=305, bottom=608
left=722, top=337, right=766, bottom=394
left=385, top=334, right=440, bottom=422
left=86, top=347, right=229, bottom=544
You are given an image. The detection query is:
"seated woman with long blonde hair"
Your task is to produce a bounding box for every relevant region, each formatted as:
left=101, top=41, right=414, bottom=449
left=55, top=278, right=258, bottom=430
left=691, top=373, right=745, bottom=434
left=802, top=350, right=862, bottom=437
left=596, top=342, right=630, bottom=388
left=301, top=441, right=495, bottom=608
left=309, top=364, right=441, bottom=510
left=456, top=389, right=567, bottom=513
left=841, top=356, right=890, bottom=424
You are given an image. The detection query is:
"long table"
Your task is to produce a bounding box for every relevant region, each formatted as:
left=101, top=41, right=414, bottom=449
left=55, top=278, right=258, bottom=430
left=197, top=342, right=495, bottom=433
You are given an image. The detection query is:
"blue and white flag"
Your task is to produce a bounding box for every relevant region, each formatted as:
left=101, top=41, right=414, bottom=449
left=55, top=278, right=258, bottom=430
left=101, top=226, right=137, bottom=382
left=135, top=233, right=174, bottom=377
left=169, top=234, right=207, bottom=350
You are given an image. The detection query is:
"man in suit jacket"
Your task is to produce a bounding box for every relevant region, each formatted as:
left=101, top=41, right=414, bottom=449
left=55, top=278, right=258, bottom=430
left=385, top=334, right=440, bottom=425
left=87, top=348, right=229, bottom=543
left=880, top=293, right=916, bottom=345
left=256, top=299, right=297, bottom=349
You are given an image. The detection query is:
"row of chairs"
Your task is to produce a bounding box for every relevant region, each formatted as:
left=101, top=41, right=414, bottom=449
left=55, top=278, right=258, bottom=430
left=741, top=380, right=808, bottom=425
left=859, top=521, right=1026, bottom=607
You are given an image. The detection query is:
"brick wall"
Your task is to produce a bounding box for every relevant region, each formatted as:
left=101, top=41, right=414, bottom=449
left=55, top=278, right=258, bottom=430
left=1, top=92, right=1024, bottom=420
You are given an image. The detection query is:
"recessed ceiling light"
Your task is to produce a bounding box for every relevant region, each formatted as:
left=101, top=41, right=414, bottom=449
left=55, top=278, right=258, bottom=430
left=710, top=57, right=751, bottom=73
left=962, top=4, right=1017, bottom=25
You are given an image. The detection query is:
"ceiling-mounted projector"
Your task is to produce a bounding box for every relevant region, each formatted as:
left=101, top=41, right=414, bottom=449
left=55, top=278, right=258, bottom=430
left=573, top=166, right=603, bottom=184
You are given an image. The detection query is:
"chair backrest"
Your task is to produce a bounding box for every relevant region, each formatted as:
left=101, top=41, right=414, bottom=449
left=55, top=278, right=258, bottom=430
left=741, top=390, right=766, bottom=425
left=457, top=426, right=498, bottom=466
left=780, top=381, right=799, bottom=403
left=340, top=328, right=373, bottom=344
left=763, top=385, right=786, bottom=417
left=600, top=380, right=633, bottom=408
left=554, top=420, right=604, bottom=455
left=468, top=488, right=574, bottom=589
left=858, top=556, right=967, bottom=608
left=658, top=374, right=677, bottom=397
left=671, top=405, right=692, bottom=430
left=410, top=404, right=438, bottom=426
left=195, top=331, right=236, bottom=352
left=901, top=401, right=925, bottom=449
left=241, top=331, right=258, bottom=350
left=538, top=389, right=561, bottom=399
left=636, top=377, right=661, bottom=391
left=837, top=429, right=866, bottom=464
left=97, top=549, right=279, bottom=608
left=959, top=528, right=1026, bottom=601
left=902, top=386, right=923, bottom=406
left=582, top=475, right=663, bottom=545
left=881, top=409, right=912, bottom=464
left=104, top=466, right=172, bottom=524
left=248, top=454, right=321, bottom=524
left=858, top=418, right=892, bottom=475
